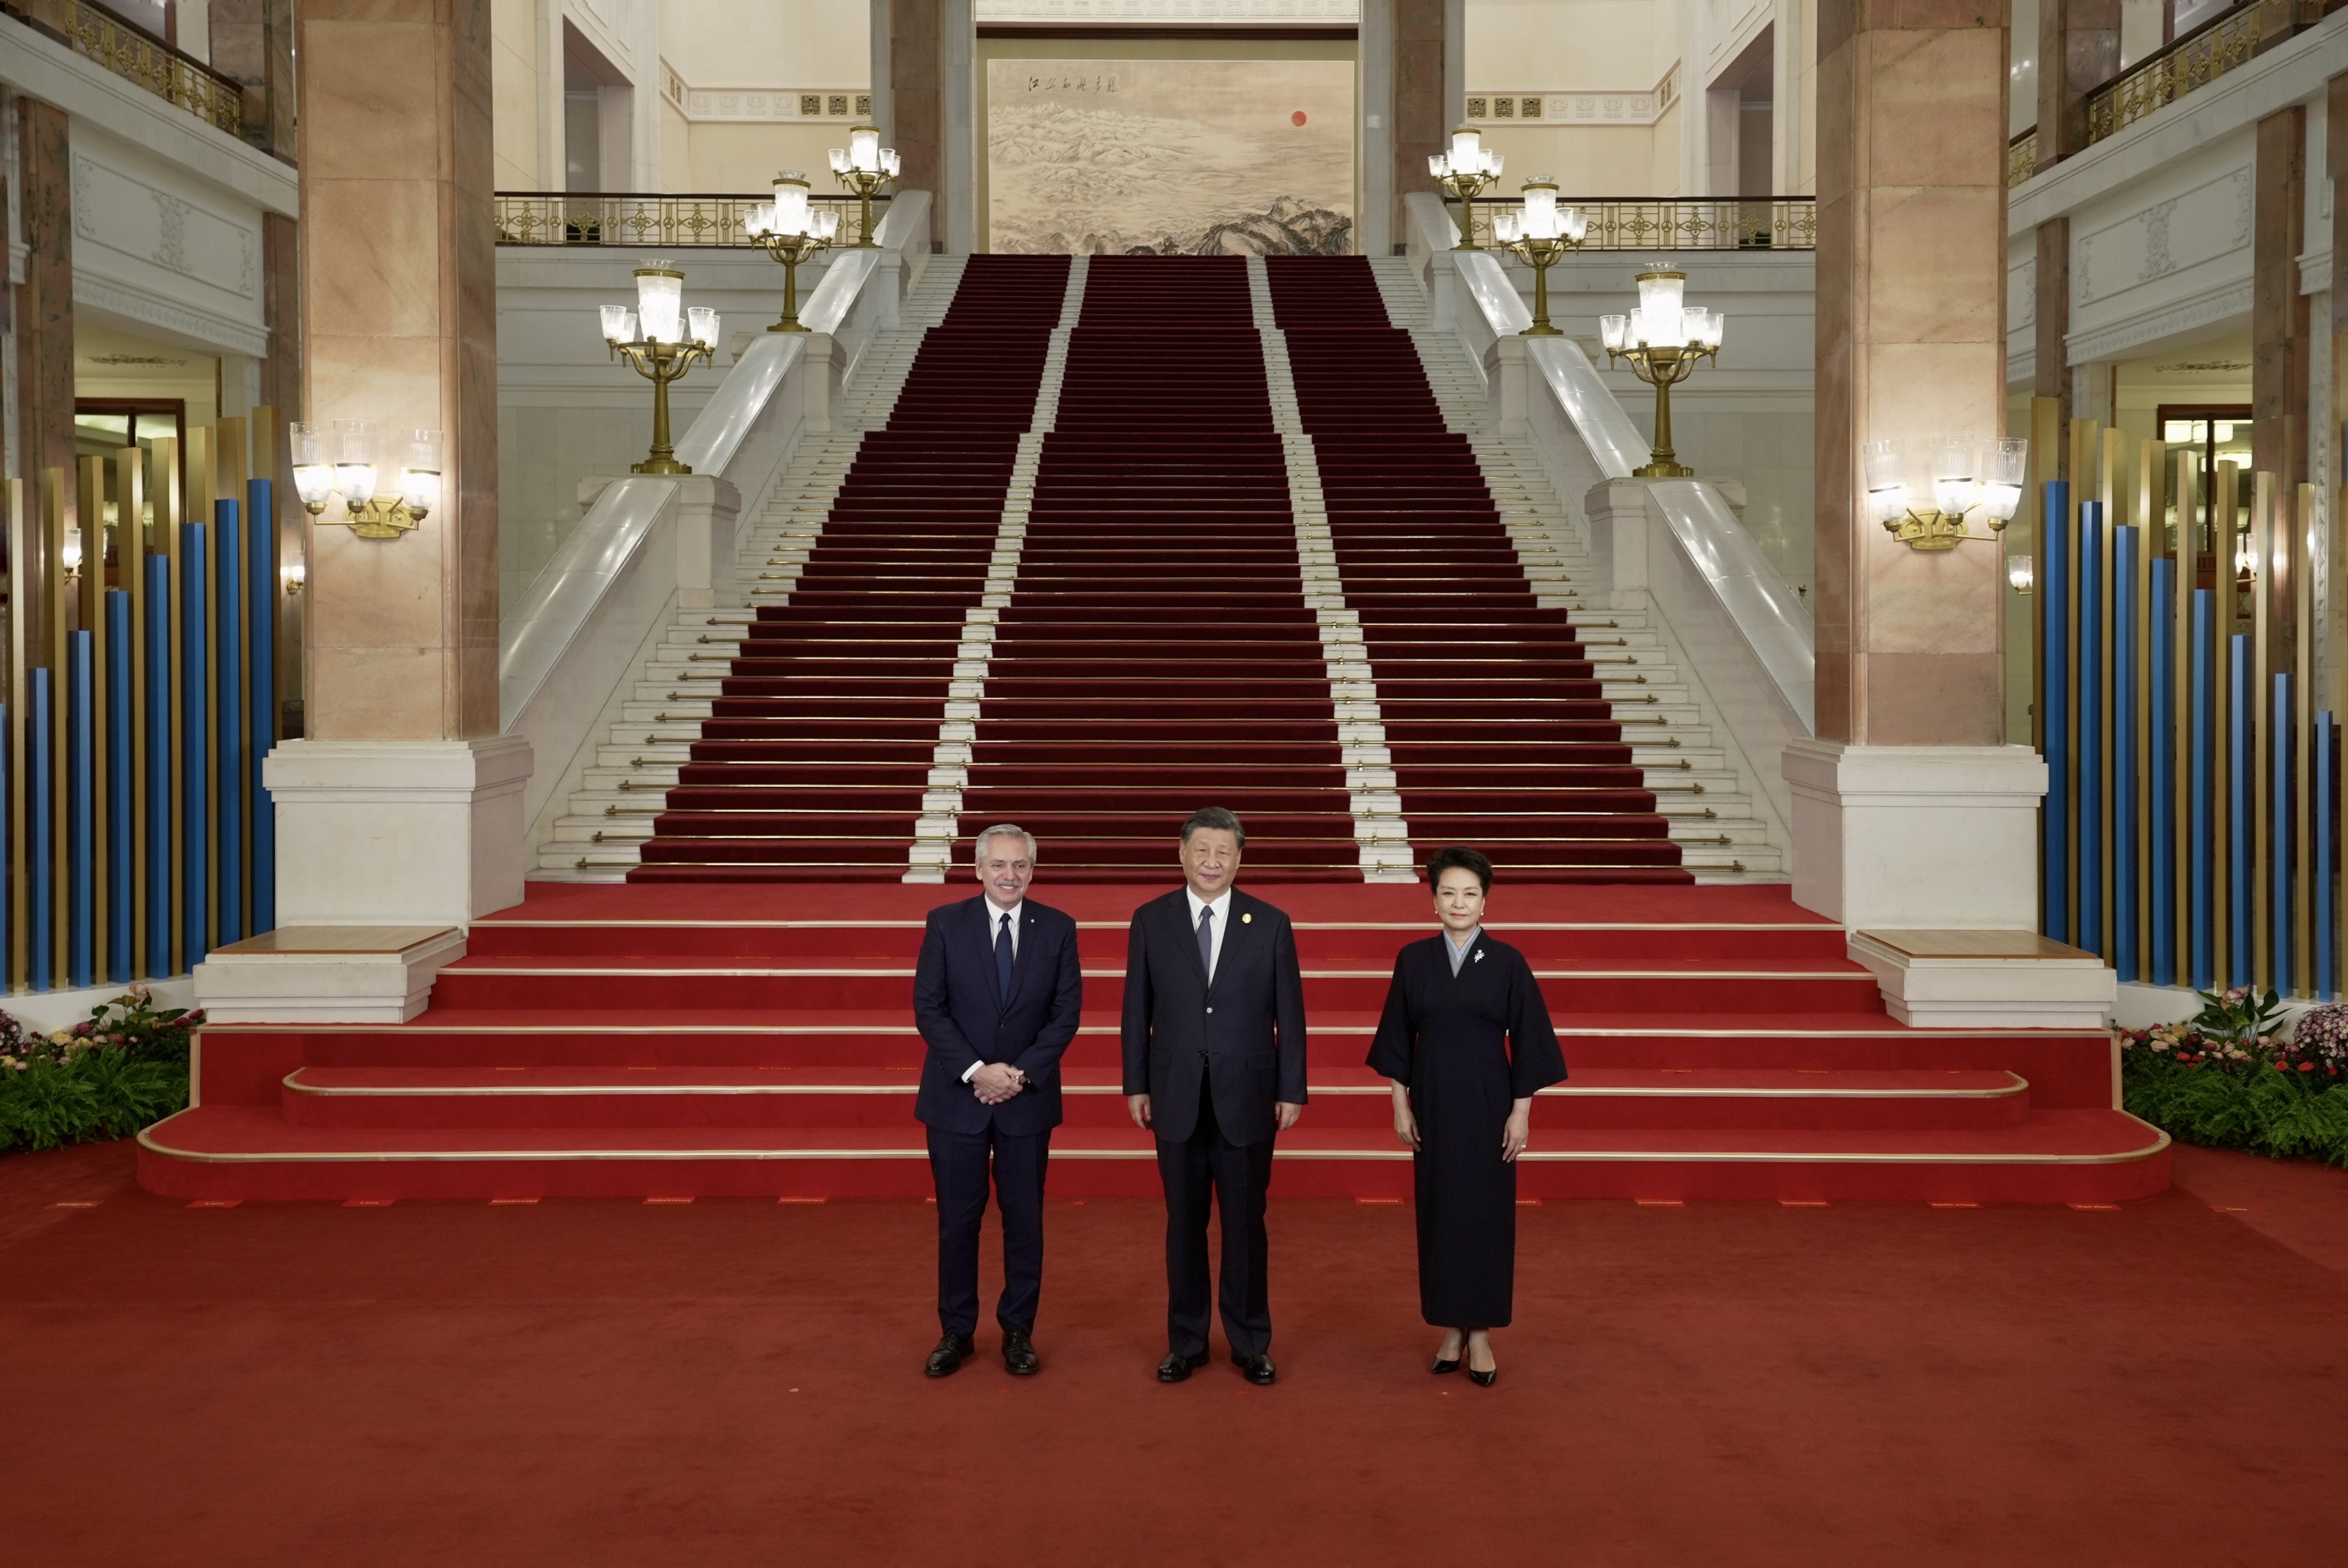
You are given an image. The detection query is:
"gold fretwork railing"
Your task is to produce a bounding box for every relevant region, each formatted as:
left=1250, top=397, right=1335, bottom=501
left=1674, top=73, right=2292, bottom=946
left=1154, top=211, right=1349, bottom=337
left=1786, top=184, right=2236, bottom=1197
left=493, top=192, right=878, bottom=247
left=2009, top=128, right=2039, bottom=189
left=1469, top=197, right=1815, bottom=251
left=2084, top=2, right=2262, bottom=146
left=5, top=0, right=244, bottom=137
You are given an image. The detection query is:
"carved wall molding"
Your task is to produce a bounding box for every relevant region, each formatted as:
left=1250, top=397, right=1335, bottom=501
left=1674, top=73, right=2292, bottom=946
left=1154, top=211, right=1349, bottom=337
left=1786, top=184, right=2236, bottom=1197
left=73, top=273, right=269, bottom=358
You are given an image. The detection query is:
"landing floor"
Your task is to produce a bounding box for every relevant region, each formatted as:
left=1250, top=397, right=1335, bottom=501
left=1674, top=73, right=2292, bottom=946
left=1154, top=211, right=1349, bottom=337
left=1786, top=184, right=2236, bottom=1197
left=7, top=1139, right=2342, bottom=1565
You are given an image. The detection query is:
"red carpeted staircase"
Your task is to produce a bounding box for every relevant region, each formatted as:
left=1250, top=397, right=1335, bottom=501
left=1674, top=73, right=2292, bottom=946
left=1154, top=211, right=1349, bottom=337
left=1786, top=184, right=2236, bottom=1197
left=1269, top=256, right=1688, bottom=881
left=629, top=255, right=1070, bottom=881
left=134, top=258, right=2164, bottom=1204
left=952, top=256, right=1361, bottom=879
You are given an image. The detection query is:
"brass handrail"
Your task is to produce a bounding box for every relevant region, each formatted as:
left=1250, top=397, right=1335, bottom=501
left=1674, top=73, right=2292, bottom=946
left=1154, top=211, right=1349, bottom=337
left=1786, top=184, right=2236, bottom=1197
left=2084, top=2, right=2262, bottom=146
left=494, top=191, right=879, bottom=247
left=2009, top=128, right=2039, bottom=189
left=3, top=0, right=244, bottom=136
left=1469, top=197, right=1815, bottom=252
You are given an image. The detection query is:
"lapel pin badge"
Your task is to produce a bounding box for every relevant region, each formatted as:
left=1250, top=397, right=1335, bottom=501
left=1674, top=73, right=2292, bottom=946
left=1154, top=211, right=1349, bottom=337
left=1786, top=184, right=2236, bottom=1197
left=1241, top=911, right=1252, bottom=924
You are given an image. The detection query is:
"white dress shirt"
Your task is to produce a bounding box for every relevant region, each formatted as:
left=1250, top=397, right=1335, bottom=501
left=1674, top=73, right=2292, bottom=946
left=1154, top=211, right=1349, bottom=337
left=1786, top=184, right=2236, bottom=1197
left=962, top=898, right=1026, bottom=1082
left=1185, top=886, right=1232, bottom=983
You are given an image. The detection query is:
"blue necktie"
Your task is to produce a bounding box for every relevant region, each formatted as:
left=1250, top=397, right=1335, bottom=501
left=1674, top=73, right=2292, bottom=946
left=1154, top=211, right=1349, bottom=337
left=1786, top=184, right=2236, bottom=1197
left=995, top=911, right=1015, bottom=1003
left=1197, top=905, right=1214, bottom=984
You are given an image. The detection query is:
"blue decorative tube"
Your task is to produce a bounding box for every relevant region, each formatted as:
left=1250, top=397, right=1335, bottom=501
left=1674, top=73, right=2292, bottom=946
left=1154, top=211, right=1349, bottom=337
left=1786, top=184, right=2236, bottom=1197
left=66, top=629, right=92, bottom=990
left=2149, top=557, right=2175, bottom=984
left=2272, top=674, right=2294, bottom=998
left=182, top=522, right=209, bottom=963
left=2189, top=590, right=2215, bottom=989
left=213, top=497, right=243, bottom=945
left=0, top=699, right=8, bottom=989
left=2040, top=481, right=2072, bottom=940
left=145, top=555, right=172, bottom=978
left=2228, top=634, right=2252, bottom=988
left=2319, top=711, right=2337, bottom=1002
left=2077, top=503, right=2104, bottom=956
left=2112, top=523, right=2138, bottom=979
left=28, top=669, right=52, bottom=991
left=106, top=591, right=131, bottom=982
left=247, top=477, right=276, bottom=935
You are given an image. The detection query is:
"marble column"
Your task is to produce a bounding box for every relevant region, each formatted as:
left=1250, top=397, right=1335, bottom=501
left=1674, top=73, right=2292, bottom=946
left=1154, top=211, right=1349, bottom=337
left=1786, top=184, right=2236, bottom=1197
left=1789, top=0, right=2047, bottom=932
left=1392, top=0, right=1445, bottom=249
left=268, top=0, right=529, bottom=927
left=2035, top=0, right=2118, bottom=165
left=891, top=0, right=941, bottom=250
left=11, top=94, right=73, bottom=663
left=261, top=210, right=305, bottom=737
left=1358, top=0, right=1393, bottom=256
left=2253, top=105, right=2309, bottom=492
left=2329, top=73, right=2348, bottom=711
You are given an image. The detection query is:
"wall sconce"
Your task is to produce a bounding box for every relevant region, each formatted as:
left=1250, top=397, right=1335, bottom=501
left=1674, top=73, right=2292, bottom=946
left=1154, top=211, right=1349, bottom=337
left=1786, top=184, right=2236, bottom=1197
left=1492, top=177, right=1587, bottom=336
left=2007, top=555, right=2034, bottom=594
left=1599, top=267, right=1723, bottom=478
left=2233, top=537, right=2258, bottom=580
left=1862, top=435, right=2027, bottom=551
left=827, top=126, right=898, bottom=247
left=59, top=526, right=83, bottom=580
left=745, top=171, right=840, bottom=332
left=291, top=419, right=443, bottom=540
left=603, top=262, right=719, bottom=475
left=281, top=559, right=306, bottom=597
left=1429, top=125, right=1503, bottom=251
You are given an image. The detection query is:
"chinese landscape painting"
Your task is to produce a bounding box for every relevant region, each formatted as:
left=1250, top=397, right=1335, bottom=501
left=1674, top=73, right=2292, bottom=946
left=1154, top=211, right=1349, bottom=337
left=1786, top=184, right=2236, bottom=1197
left=987, top=58, right=1355, bottom=256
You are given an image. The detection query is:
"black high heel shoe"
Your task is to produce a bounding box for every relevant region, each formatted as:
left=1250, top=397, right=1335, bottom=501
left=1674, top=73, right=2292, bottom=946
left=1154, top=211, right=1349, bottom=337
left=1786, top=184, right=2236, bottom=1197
left=1467, top=1365, right=1498, bottom=1387
left=1431, top=1355, right=1460, bottom=1375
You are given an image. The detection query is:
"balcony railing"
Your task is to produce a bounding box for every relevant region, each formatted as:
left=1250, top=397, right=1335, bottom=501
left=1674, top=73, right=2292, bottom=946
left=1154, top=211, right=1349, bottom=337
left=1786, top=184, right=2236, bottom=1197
left=2009, top=128, right=2039, bottom=189
left=3, top=0, right=244, bottom=137
left=1466, top=196, right=1816, bottom=251
left=494, top=192, right=881, bottom=248
left=2086, top=2, right=2263, bottom=143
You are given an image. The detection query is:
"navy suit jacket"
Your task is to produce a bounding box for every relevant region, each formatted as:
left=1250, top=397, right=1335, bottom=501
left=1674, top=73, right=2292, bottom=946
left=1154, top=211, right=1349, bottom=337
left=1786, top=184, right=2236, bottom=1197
left=1119, top=888, right=1309, bottom=1146
left=912, top=895, right=1083, bottom=1137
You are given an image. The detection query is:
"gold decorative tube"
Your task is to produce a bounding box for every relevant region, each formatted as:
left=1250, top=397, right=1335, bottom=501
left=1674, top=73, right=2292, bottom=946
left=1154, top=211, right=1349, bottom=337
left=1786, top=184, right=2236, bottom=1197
left=2212, top=460, right=2237, bottom=983
left=2069, top=418, right=2092, bottom=937
left=2174, top=450, right=2195, bottom=979
left=121, top=445, right=147, bottom=979
left=2296, top=484, right=2316, bottom=994
left=2100, top=427, right=2119, bottom=962
left=80, top=453, right=107, bottom=984
left=197, top=423, right=217, bottom=960
left=2251, top=472, right=2272, bottom=990
left=2136, top=438, right=2156, bottom=976
left=219, top=416, right=250, bottom=934
left=42, top=470, right=66, bottom=990
left=2029, top=398, right=2062, bottom=757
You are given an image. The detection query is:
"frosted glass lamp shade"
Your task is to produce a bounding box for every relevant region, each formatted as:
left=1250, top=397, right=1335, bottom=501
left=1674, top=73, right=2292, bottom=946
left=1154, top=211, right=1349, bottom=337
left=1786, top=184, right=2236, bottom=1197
left=1520, top=180, right=1558, bottom=239
left=1862, top=438, right=1909, bottom=524
left=816, top=207, right=840, bottom=240
left=398, top=429, right=444, bottom=520
left=744, top=202, right=775, bottom=238
left=333, top=418, right=377, bottom=506
left=1635, top=269, right=1688, bottom=348
left=827, top=146, right=849, bottom=174
left=688, top=307, right=719, bottom=347
left=849, top=125, right=881, bottom=172
left=879, top=147, right=900, bottom=177
left=1494, top=209, right=1522, bottom=244
left=1928, top=436, right=1978, bottom=516
left=290, top=421, right=334, bottom=509
left=600, top=305, right=636, bottom=342
left=1598, top=313, right=1629, bottom=352
left=635, top=266, right=684, bottom=343
left=772, top=173, right=811, bottom=235
left=1481, top=149, right=1504, bottom=176
left=1428, top=153, right=1445, bottom=178
left=1980, top=436, right=2029, bottom=522
left=1450, top=127, right=1480, bottom=173
left=1559, top=205, right=1588, bottom=243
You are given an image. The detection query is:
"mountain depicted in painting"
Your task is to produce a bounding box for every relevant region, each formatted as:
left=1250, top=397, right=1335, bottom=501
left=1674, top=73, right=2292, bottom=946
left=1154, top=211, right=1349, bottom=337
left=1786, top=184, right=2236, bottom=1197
left=987, top=61, right=1354, bottom=256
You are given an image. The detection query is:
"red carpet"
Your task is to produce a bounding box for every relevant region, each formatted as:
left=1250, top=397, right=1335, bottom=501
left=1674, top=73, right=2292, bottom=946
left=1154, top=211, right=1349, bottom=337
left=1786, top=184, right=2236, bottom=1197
left=13, top=1137, right=2346, bottom=1566
left=140, top=880, right=2166, bottom=1202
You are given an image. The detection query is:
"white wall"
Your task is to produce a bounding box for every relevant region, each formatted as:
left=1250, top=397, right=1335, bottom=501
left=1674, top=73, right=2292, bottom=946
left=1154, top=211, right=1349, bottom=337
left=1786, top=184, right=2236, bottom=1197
left=493, top=0, right=668, bottom=192
left=1464, top=0, right=1683, bottom=194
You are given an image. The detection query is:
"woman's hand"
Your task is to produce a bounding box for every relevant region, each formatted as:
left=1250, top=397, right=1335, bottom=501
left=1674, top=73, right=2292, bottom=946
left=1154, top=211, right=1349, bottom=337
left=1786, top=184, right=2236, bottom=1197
left=1501, top=1098, right=1532, bottom=1163
left=1391, top=1082, right=1420, bottom=1149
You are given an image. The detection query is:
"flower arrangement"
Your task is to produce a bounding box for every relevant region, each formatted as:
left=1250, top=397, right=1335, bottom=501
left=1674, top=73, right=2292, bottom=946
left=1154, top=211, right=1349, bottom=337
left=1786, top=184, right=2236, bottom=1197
left=2115, top=987, right=2348, bottom=1166
left=0, top=987, right=202, bottom=1155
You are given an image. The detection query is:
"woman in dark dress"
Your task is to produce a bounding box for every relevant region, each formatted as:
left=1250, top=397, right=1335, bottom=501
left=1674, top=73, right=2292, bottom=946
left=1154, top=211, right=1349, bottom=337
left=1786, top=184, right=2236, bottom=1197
left=1366, top=847, right=1568, bottom=1385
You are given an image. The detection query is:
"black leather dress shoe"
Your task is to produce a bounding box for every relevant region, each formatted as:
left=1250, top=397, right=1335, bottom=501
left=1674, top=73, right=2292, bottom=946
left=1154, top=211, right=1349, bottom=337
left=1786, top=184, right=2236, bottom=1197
left=1002, top=1329, right=1039, bottom=1376
left=924, top=1333, right=975, bottom=1378
left=1237, top=1354, right=1277, bottom=1386
left=1157, top=1350, right=1209, bottom=1383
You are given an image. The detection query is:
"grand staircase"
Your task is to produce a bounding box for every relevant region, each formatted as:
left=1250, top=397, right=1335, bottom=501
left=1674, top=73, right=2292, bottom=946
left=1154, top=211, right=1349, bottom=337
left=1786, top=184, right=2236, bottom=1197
left=138, top=255, right=2162, bottom=1204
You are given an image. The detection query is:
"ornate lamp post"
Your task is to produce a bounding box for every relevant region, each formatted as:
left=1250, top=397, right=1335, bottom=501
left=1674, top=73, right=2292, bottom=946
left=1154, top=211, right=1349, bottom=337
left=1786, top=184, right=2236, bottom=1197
left=1491, top=177, right=1587, bottom=336
left=827, top=125, right=899, bottom=247
left=745, top=171, right=840, bottom=332
left=1598, top=267, right=1725, bottom=478
left=1428, top=125, right=1503, bottom=250
left=601, top=262, right=720, bottom=475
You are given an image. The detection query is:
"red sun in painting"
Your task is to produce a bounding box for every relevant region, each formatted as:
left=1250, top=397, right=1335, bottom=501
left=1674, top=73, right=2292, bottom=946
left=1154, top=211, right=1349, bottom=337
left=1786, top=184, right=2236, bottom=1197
left=1292, top=110, right=1307, bottom=126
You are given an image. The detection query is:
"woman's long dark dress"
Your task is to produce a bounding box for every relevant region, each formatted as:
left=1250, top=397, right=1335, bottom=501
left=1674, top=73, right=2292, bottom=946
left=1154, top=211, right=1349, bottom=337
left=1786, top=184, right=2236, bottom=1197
left=1366, top=932, right=1568, bottom=1328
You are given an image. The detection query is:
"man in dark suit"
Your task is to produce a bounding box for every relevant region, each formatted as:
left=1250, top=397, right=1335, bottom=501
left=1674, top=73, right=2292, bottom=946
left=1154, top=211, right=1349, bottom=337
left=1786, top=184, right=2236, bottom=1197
left=1121, top=806, right=1308, bottom=1386
left=913, top=824, right=1083, bottom=1378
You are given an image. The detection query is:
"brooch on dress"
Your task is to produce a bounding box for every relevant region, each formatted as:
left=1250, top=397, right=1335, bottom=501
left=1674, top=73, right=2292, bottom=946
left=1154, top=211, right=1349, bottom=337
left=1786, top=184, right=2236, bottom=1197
left=1241, top=912, right=1252, bottom=924
left=1474, top=950, right=1485, bottom=962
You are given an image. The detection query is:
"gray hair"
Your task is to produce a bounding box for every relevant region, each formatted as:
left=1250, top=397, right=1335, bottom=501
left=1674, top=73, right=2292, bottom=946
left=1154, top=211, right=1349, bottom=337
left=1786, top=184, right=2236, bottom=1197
left=974, top=824, right=1038, bottom=863
left=1179, top=807, right=1245, bottom=848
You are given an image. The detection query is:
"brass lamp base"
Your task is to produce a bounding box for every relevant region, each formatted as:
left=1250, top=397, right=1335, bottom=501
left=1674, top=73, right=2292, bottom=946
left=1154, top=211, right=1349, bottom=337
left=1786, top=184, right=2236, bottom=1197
left=631, top=456, right=694, bottom=475
left=336, top=497, right=424, bottom=539
left=1522, top=324, right=1563, bottom=336
left=1631, top=460, right=1696, bottom=479
left=767, top=320, right=810, bottom=332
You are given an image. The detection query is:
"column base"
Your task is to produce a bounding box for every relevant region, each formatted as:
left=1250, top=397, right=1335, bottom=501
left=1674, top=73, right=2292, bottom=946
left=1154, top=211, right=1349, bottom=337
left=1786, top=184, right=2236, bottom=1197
left=194, top=926, right=466, bottom=1024
left=1784, top=741, right=2046, bottom=930
left=265, top=736, right=534, bottom=927
left=1848, top=930, right=2115, bottom=1030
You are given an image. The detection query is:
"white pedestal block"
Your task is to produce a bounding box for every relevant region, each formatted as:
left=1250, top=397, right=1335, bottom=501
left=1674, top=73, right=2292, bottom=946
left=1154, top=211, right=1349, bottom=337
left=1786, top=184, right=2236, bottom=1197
left=265, top=736, right=534, bottom=927
left=194, top=926, right=466, bottom=1024
left=1848, top=930, right=2116, bottom=1030
left=1784, top=741, right=2045, bottom=929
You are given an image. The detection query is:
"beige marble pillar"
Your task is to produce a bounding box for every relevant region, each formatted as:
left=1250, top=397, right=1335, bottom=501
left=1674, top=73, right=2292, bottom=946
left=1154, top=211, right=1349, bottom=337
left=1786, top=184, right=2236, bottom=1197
left=2253, top=105, right=2309, bottom=493
left=892, top=0, right=940, bottom=249
left=1392, top=0, right=1445, bottom=249
left=1789, top=0, right=2047, bottom=933
left=12, top=94, right=73, bottom=658
left=2035, top=0, right=2118, bottom=166
left=270, top=0, right=529, bottom=926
